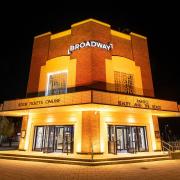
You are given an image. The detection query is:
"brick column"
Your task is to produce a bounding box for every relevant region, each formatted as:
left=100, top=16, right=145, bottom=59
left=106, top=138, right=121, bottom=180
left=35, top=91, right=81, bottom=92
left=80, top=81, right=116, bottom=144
left=19, top=116, right=28, bottom=150
left=71, top=21, right=111, bottom=87
left=152, top=115, right=162, bottom=151
left=130, top=33, right=154, bottom=97
left=26, top=32, right=51, bottom=97
left=81, top=111, right=100, bottom=153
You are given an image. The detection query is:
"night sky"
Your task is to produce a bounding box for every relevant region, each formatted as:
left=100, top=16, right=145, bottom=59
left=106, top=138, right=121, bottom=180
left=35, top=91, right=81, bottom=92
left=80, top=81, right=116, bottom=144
left=0, top=3, right=179, bottom=138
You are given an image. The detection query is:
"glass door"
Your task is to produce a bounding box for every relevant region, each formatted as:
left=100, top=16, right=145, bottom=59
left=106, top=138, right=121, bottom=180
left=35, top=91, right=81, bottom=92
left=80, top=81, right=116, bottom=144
left=127, top=126, right=138, bottom=153
left=116, top=127, right=127, bottom=153
left=108, top=125, right=148, bottom=154
left=33, top=125, right=74, bottom=153
left=54, top=126, right=74, bottom=153
left=108, top=125, right=116, bottom=154
left=33, top=126, right=44, bottom=151
left=136, top=127, right=148, bottom=152
left=54, top=127, right=64, bottom=152
left=63, top=126, right=74, bottom=153
left=43, top=126, right=55, bottom=153
left=127, top=126, right=148, bottom=153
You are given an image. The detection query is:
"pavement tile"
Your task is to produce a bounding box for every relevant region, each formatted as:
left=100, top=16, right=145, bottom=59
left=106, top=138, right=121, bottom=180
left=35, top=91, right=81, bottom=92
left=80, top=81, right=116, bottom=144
left=0, top=159, right=180, bottom=180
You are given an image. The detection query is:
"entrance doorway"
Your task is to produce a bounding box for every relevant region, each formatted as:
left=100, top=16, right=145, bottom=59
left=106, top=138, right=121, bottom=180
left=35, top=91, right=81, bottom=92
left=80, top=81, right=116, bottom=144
left=33, top=125, right=74, bottom=153
left=108, top=125, right=148, bottom=154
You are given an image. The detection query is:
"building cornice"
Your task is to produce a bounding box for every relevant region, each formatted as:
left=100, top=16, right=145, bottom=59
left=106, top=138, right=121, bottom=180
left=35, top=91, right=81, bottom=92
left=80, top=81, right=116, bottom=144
left=130, top=32, right=147, bottom=39
left=71, top=18, right=110, bottom=28
left=34, top=32, right=51, bottom=39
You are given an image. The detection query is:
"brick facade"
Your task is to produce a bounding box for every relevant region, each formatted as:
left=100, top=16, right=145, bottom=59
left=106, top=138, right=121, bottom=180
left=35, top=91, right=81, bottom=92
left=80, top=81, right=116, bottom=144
left=27, top=33, right=51, bottom=96
left=27, top=19, right=154, bottom=97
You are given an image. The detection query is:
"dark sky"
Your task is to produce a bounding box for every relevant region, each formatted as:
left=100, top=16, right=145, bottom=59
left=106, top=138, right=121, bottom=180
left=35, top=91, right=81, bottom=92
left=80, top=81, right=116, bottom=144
left=0, top=3, right=179, bottom=103
left=0, top=2, right=179, bottom=138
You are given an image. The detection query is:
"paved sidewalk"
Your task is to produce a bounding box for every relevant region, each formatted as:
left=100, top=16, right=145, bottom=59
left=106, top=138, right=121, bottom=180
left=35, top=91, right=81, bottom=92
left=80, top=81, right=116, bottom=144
left=0, top=150, right=168, bottom=159
left=0, top=159, right=180, bottom=180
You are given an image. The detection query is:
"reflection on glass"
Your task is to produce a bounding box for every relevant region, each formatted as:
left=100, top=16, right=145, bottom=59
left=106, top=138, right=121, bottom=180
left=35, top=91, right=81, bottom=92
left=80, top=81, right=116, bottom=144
left=33, top=125, right=74, bottom=153
left=47, top=72, right=67, bottom=95
left=116, top=128, right=124, bottom=150
left=35, top=127, right=43, bottom=149
left=55, top=127, right=64, bottom=151
left=48, top=127, right=55, bottom=148
left=44, top=126, right=49, bottom=149
left=108, top=125, right=148, bottom=153
left=138, top=127, right=146, bottom=151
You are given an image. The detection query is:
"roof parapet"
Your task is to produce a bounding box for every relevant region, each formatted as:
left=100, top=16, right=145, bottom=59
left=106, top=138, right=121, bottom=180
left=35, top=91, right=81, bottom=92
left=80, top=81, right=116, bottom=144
left=71, top=18, right=110, bottom=28
left=130, top=32, right=147, bottom=39
left=34, top=32, right=52, bottom=39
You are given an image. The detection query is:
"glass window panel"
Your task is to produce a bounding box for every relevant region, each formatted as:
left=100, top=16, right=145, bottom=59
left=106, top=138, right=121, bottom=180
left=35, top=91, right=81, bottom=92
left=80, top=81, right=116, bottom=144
left=114, top=71, right=134, bottom=94
left=44, top=126, right=49, bottom=148
left=35, top=127, right=43, bottom=149
left=47, top=72, right=67, bottom=95
left=123, top=128, right=127, bottom=149
left=48, top=126, right=55, bottom=148
left=138, top=127, right=146, bottom=150
left=116, top=128, right=124, bottom=150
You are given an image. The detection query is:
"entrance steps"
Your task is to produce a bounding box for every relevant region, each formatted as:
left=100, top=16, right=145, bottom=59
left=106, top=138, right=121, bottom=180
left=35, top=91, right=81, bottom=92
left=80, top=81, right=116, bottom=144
left=0, top=153, right=170, bottom=166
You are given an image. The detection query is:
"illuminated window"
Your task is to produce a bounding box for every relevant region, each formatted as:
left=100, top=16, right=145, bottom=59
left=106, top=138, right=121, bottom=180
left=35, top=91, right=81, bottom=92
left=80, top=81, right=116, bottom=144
left=114, top=71, right=134, bottom=94
left=46, top=71, right=67, bottom=95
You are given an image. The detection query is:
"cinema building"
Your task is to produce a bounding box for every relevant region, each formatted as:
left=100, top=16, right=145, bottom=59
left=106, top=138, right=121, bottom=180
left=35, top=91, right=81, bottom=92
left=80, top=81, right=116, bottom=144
left=0, top=19, right=180, bottom=156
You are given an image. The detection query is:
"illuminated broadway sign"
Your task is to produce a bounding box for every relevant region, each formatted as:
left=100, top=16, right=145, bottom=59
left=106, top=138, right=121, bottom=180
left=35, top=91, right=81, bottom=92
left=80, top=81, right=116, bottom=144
left=67, top=40, right=113, bottom=54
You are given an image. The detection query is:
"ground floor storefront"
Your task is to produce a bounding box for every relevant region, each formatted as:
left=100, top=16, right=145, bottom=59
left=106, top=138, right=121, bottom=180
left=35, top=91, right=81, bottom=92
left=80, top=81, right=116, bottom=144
left=32, top=124, right=149, bottom=155
left=1, top=90, right=180, bottom=157
left=17, top=108, right=162, bottom=156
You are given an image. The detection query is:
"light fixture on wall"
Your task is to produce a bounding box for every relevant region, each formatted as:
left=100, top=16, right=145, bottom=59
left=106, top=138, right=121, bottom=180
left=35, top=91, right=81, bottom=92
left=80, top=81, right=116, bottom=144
left=128, top=117, right=135, bottom=123
left=47, top=116, right=54, bottom=123
left=70, top=116, right=77, bottom=122
left=104, top=116, right=112, bottom=123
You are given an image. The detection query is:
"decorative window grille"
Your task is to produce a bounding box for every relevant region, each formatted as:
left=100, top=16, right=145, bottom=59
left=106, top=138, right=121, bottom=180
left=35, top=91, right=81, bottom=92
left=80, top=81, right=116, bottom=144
left=114, top=71, right=134, bottom=94
left=46, top=72, right=67, bottom=95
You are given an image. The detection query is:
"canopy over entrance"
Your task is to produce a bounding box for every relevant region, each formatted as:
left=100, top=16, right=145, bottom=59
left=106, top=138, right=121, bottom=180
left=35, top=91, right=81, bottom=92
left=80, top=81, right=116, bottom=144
left=0, top=90, right=180, bottom=118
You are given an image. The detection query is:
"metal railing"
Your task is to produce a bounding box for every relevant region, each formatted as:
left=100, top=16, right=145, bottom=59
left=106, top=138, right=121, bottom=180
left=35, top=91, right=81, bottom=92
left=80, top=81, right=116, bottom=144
left=161, top=140, right=174, bottom=155
left=161, top=140, right=180, bottom=156
left=168, top=141, right=180, bottom=151
left=161, top=140, right=180, bottom=152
